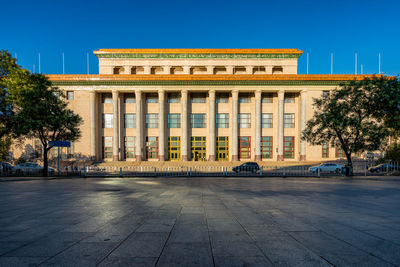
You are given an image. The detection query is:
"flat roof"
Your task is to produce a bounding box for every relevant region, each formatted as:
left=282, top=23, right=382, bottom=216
left=93, top=48, right=303, bottom=54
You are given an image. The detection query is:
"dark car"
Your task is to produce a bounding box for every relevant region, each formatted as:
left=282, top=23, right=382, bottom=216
left=232, top=162, right=260, bottom=173
left=368, top=163, right=399, bottom=173
left=0, top=162, right=13, bottom=174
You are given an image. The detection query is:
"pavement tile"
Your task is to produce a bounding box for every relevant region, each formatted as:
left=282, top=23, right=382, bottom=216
left=97, top=256, right=157, bottom=267
left=214, top=256, right=273, bottom=267
left=211, top=241, right=264, bottom=257
left=0, top=256, right=47, bottom=267
left=157, top=242, right=213, bottom=267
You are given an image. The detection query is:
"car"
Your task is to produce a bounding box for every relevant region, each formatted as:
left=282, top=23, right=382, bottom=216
left=309, top=163, right=343, bottom=174
left=232, top=162, right=260, bottom=173
left=13, top=162, right=55, bottom=175
left=368, top=163, right=399, bottom=173
left=0, top=162, right=13, bottom=174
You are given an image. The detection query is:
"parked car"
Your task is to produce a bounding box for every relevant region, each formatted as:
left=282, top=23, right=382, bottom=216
left=232, top=162, right=260, bottom=173
left=13, top=162, right=55, bottom=175
left=368, top=163, right=399, bottom=173
left=0, top=162, right=13, bottom=174
left=309, top=163, right=343, bottom=174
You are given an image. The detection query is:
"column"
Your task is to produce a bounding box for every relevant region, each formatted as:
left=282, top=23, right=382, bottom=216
left=135, top=90, right=143, bottom=161
left=206, top=66, right=214, bottom=74
left=181, top=90, right=189, bottom=161
left=163, top=66, right=171, bottom=75
left=232, top=90, right=239, bottom=161
left=300, top=90, right=307, bottom=161
left=245, top=66, right=253, bottom=74
left=89, top=91, right=96, bottom=161
left=183, top=66, right=191, bottom=74
left=143, top=66, right=151, bottom=74
left=226, top=66, right=234, bottom=74
left=209, top=90, right=216, bottom=161
left=158, top=90, right=165, bottom=161
left=277, top=90, right=285, bottom=161
left=112, top=90, right=119, bottom=161
left=255, top=90, right=262, bottom=161
left=124, top=66, right=131, bottom=74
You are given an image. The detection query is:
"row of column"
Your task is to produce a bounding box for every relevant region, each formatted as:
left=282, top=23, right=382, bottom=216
left=89, top=90, right=307, bottom=161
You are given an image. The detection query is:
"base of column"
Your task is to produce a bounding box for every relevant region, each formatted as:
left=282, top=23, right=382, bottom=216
left=113, top=155, right=119, bottom=162
left=135, top=155, right=142, bottom=162
left=232, top=155, right=239, bottom=161
left=277, top=155, right=284, bottom=161
left=182, top=155, right=188, bottom=161
left=254, top=155, right=262, bottom=161
left=300, top=155, right=306, bottom=161
left=90, top=156, right=96, bottom=162
left=209, top=155, right=216, bottom=161
left=159, top=155, right=165, bottom=161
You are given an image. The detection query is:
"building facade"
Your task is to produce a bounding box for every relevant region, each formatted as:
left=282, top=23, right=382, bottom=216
left=30, top=49, right=377, bottom=162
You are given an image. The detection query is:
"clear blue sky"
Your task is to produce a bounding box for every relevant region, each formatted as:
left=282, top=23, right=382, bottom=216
left=2, top=0, right=399, bottom=76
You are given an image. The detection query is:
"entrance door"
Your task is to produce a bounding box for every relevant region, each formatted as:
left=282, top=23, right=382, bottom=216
left=191, top=136, right=206, bottom=161
left=168, top=136, right=181, bottom=161
left=216, top=136, right=229, bottom=161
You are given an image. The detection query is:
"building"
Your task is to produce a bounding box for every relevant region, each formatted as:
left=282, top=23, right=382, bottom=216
left=20, top=49, right=379, bottom=162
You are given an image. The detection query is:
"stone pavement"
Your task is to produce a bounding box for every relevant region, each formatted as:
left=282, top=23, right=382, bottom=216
left=0, top=177, right=400, bottom=266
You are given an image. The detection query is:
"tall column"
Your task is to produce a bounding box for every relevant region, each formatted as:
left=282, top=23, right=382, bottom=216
left=163, top=66, right=171, bottom=75
left=89, top=91, right=96, bottom=161
left=158, top=90, right=165, bottom=161
left=300, top=90, right=307, bottom=161
left=206, top=66, right=214, bottom=74
left=124, top=66, right=131, bottom=74
left=226, top=66, right=234, bottom=74
left=255, top=90, right=262, bottom=161
left=144, top=66, right=151, bottom=74
left=245, top=66, right=253, bottom=74
left=277, top=90, right=285, bottom=161
left=181, top=90, right=189, bottom=161
left=112, top=90, right=119, bottom=161
left=209, top=90, right=216, bottom=161
left=135, top=90, right=143, bottom=161
left=232, top=90, right=239, bottom=161
left=183, top=66, right=191, bottom=74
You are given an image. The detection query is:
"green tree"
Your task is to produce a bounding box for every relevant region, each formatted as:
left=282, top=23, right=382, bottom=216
left=6, top=69, right=82, bottom=176
left=302, top=79, right=390, bottom=176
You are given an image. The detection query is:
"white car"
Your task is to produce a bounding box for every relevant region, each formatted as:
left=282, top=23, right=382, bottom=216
left=309, top=163, right=343, bottom=174
left=13, top=162, right=55, bottom=175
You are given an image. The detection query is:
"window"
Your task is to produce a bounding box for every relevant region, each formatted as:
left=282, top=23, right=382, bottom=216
left=262, top=93, right=273, bottom=103
left=284, top=136, right=295, bottom=159
left=239, top=136, right=251, bottom=159
left=239, top=93, right=251, bottom=103
left=190, top=113, right=206, bottom=128
left=191, top=93, right=206, bottom=103
left=168, top=137, right=181, bottom=160
left=124, top=93, right=136, bottom=103
left=168, top=114, right=181, bottom=128
left=102, top=93, right=112, bottom=103
left=113, top=66, right=123, bottom=74
left=272, top=66, right=283, bottom=74
left=146, top=137, right=158, bottom=159
left=284, top=113, right=295, bottom=128
left=168, top=93, right=180, bottom=103
left=34, top=140, right=43, bottom=158
left=336, top=145, right=345, bottom=158
left=146, top=114, right=159, bottom=128
left=284, top=93, right=295, bottom=103
left=102, top=114, right=113, bottom=128
left=216, top=93, right=229, bottom=103
left=322, top=141, right=329, bottom=158
left=216, top=113, right=229, bottom=128
left=238, top=113, right=251, bottom=128
left=261, top=113, right=273, bottom=128
left=125, top=137, right=135, bottom=159
left=191, top=136, right=206, bottom=161
left=124, top=114, right=136, bottom=128
left=261, top=137, right=273, bottom=158
left=67, top=91, right=74, bottom=100
left=322, top=91, right=330, bottom=99
left=216, top=136, right=229, bottom=161
left=146, top=93, right=158, bottom=104
left=103, top=137, right=113, bottom=159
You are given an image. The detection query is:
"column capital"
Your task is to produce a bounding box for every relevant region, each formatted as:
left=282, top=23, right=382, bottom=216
left=300, top=90, right=307, bottom=96
left=278, top=90, right=285, bottom=100
left=232, top=90, right=239, bottom=96
left=255, top=90, right=262, bottom=98
left=209, top=89, right=216, bottom=95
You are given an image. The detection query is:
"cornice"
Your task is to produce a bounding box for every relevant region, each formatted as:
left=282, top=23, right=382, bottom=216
left=95, top=53, right=302, bottom=59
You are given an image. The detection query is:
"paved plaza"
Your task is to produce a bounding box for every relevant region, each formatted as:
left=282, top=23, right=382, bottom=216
left=0, top=177, right=400, bottom=266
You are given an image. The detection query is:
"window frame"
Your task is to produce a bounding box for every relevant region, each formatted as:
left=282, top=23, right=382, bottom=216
left=239, top=136, right=251, bottom=159
left=283, top=113, right=295, bottom=128
left=124, top=136, right=136, bottom=159
left=145, top=113, right=159, bottom=128
left=283, top=136, right=295, bottom=159
left=102, top=114, right=113, bottom=128
left=238, top=113, right=251, bottom=128
left=146, top=136, right=159, bottom=159
left=102, top=136, right=113, bottom=159
left=124, top=113, right=136, bottom=128
left=168, top=113, right=181, bottom=128
left=261, top=136, right=273, bottom=159
left=190, top=113, right=206, bottom=128
left=261, top=113, right=273, bottom=128
left=216, top=113, right=229, bottom=128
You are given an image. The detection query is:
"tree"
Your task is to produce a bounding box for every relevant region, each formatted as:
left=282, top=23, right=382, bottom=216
left=302, top=78, right=390, bottom=176
left=6, top=69, right=82, bottom=176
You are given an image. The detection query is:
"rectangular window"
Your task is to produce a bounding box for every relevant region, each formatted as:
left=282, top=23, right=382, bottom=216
left=168, top=113, right=181, bottom=128
left=216, top=93, right=229, bottom=103
left=336, top=145, right=345, bottom=158
left=239, top=136, right=251, bottom=159
left=168, top=136, right=181, bottom=160
left=284, top=136, right=295, bottom=159
left=67, top=91, right=74, bottom=100
left=145, top=114, right=159, bottom=128
left=238, top=113, right=251, bottom=128
left=191, top=93, right=206, bottom=103
left=284, top=113, right=295, bottom=128
left=239, top=93, right=251, bottom=103
left=146, top=93, right=158, bottom=103
left=146, top=136, right=159, bottom=159
left=216, top=136, right=229, bottom=161
left=322, top=141, right=329, bottom=158
left=262, top=93, right=273, bottom=103
left=190, top=113, right=206, bottom=128
left=216, top=113, right=229, bottom=128
left=124, top=93, right=136, bottom=103
left=124, top=113, right=136, bottom=128
left=261, top=137, right=273, bottom=158
left=102, top=114, right=113, bottom=128
left=284, top=93, right=295, bottom=103
left=102, top=137, right=113, bottom=159
left=168, top=93, right=180, bottom=103
left=261, top=113, right=273, bottom=128
left=124, top=136, right=135, bottom=159
left=102, top=93, right=112, bottom=103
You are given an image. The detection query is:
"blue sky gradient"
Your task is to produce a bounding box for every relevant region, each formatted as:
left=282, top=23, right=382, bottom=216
left=2, top=0, right=399, bottom=76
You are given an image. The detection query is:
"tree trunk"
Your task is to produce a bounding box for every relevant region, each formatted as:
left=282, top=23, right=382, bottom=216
left=345, top=152, right=353, bottom=176
left=43, top=144, right=48, bottom=177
